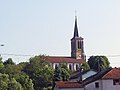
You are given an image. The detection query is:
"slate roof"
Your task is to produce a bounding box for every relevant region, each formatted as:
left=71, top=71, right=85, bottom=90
left=73, top=16, right=79, bottom=38
left=70, top=69, right=97, bottom=79
left=47, top=56, right=84, bottom=63
left=82, top=68, right=120, bottom=85
left=55, top=81, right=83, bottom=88
left=82, top=68, right=112, bottom=85
left=102, top=68, right=120, bottom=79
left=70, top=70, right=81, bottom=79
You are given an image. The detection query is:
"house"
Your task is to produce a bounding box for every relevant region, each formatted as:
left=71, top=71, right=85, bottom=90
left=54, top=68, right=120, bottom=90
left=84, top=68, right=120, bottom=90
left=47, top=16, right=86, bottom=71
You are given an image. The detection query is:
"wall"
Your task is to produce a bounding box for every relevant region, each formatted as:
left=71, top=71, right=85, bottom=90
left=85, top=80, right=102, bottom=90
left=102, top=79, right=120, bottom=90
left=85, top=79, right=120, bottom=90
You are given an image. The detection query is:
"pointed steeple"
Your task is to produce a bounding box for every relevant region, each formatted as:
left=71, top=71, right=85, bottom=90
left=73, top=16, right=79, bottom=38
left=71, top=15, right=85, bottom=60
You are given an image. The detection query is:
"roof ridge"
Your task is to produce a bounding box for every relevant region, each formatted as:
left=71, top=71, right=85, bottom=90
left=102, top=68, right=113, bottom=79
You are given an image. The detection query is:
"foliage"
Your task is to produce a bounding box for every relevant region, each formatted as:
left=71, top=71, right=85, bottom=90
left=88, top=56, right=110, bottom=72
left=0, top=73, right=22, bottom=90
left=24, top=55, right=54, bottom=90
left=4, top=58, right=15, bottom=65
left=54, top=66, right=61, bottom=81
left=0, top=73, right=9, bottom=90
left=81, top=62, right=90, bottom=71
left=2, top=64, right=22, bottom=78
left=0, top=57, right=34, bottom=90
left=0, top=57, right=3, bottom=63
left=53, top=64, right=70, bottom=82
left=16, top=74, right=34, bottom=90
left=60, top=64, right=70, bottom=81
left=52, top=64, right=70, bottom=89
left=8, top=78, right=22, bottom=90
left=0, top=57, right=4, bottom=73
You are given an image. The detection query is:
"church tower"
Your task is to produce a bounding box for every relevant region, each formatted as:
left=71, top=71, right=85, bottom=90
left=71, top=16, right=85, bottom=60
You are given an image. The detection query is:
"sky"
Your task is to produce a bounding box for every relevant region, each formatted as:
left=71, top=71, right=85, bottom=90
left=0, top=0, right=120, bottom=67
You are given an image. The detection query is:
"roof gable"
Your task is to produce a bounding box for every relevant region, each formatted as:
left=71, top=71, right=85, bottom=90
left=102, top=68, right=120, bottom=79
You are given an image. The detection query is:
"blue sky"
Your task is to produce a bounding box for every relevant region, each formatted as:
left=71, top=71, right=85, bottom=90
left=0, top=0, right=120, bottom=67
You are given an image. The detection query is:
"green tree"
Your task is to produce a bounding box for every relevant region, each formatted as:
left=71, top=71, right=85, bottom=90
left=54, top=66, right=61, bottom=81
left=16, top=75, right=34, bottom=90
left=24, top=55, right=54, bottom=90
left=81, top=62, right=90, bottom=71
left=4, top=58, right=15, bottom=65
left=1, top=59, right=34, bottom=90
left=0, top=73, right=23, bottom=90
left=0, top=57, right=4, bottom=73
left=88, top=56, right=110, bottom=72
left=0, top=73, right=9, bottom=90
left=2, top=64, right=22, bottom=78
left=8, top=78, right=22, bottom=90
left=60, top=64, right=70, bottom=81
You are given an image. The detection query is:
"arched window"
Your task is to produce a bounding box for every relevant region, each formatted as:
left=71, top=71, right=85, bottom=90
left=55, top=64, right=58, bottom=69
left=78, top=41, right=81, bottom=49
left=76, top=64, right=79, bottom=71
left=54, top=63, right=59, bottom=69
left=69, top=64, right=72, bottom=70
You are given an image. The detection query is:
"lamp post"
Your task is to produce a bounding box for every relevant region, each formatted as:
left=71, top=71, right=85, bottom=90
left=0, top=44, right=4, bottom=46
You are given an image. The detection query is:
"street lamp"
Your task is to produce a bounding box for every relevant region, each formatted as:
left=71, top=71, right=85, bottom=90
left=0, top=44, right=4, bottom=46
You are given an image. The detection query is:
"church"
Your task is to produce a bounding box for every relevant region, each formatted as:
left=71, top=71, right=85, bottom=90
left=47, top=16, right=86, bottom=71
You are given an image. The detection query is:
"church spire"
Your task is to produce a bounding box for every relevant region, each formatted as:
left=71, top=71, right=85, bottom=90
left=73, top=16, right=79, bottom=38
left=71, top=15, right=85, bottom=60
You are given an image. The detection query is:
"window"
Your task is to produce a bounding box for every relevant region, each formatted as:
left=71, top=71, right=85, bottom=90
left=95, top=82, right=99, bottom=88
left=78, top=41, right=81, bottom=49
left=113, top=79, right=120, bottom=85
left=55, top=64, right=59, bottom=69
left=69, top=64, right=72, bottom=70
left=76, top=64, right=79, bottom=71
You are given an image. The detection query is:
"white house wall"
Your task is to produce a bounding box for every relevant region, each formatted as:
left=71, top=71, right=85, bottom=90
left=102, top=79, right=120, bottom=90
left=85, top=79, right=120, bottom=90
left=85, top=80, right=102, bottom=90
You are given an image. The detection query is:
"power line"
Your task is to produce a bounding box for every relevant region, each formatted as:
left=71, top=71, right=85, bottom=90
left=1, top=53, right=120, bottom=58
left=0, top=53, right=34, bottom=57
left=86, top=55, right=120, bottom=57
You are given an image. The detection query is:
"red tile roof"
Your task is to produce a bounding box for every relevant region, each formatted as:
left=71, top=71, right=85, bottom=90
left=102, top=68, right=120, bottom=79
left=47, top=56, right=84, bottom=63
left=56, top=81, right=83, bottom=88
